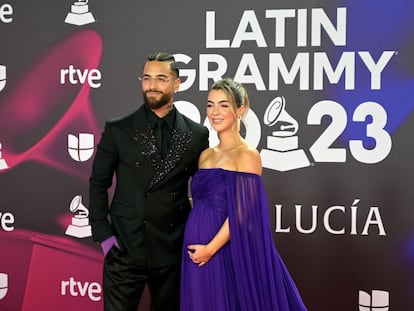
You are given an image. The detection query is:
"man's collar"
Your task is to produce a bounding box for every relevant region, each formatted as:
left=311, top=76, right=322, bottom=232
left=145, top=104, right=176, bottom=129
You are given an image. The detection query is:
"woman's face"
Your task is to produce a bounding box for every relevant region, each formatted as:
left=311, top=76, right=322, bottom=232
left=206, top=89, right=242, bottom=133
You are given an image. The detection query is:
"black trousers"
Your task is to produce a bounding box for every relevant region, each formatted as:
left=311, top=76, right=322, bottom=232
left=103, top=247, right=180, bottom=311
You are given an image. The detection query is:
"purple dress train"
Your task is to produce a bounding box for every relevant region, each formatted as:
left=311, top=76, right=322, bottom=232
left=181, top=168, right=307, bottom=311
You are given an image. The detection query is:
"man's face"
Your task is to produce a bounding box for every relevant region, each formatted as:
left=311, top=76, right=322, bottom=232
left=141, top=61, right=179, bottom=110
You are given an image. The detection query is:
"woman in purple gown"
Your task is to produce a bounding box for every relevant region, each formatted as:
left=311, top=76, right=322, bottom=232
left=180, top=78, right=307, bottom=311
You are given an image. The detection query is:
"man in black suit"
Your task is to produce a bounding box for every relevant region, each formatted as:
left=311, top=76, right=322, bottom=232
left=89, top=52, right=209, bottom=311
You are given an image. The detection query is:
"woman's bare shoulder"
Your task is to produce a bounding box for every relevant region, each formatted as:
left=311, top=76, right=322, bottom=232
left=236, top=145, right=262, bottom=175
left=198, top=147, right=214, bottom=167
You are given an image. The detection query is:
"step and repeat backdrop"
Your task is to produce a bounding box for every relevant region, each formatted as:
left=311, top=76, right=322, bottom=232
left=1, top=0, right=414, bottom=310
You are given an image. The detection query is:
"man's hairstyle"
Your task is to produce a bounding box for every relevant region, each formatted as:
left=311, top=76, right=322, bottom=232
left=147, top=52, right=180, bottom=77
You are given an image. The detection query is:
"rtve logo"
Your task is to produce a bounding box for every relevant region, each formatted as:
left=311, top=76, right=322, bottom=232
left=61, top=276, right=101, bottom=302
left=359, top=290, right=389, bottom=311
left=0, top=4, right=13, bottom=23
left=60, top=65, right=102, bottom=88
left=68, top=133, right=94, bottom=162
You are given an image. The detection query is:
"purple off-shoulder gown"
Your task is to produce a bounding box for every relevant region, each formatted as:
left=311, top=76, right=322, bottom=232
left=181, top=168, right=307, bottom=311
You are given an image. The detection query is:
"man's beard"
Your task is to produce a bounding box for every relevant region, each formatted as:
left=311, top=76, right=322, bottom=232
left=143, top=91, right=171, bottom=110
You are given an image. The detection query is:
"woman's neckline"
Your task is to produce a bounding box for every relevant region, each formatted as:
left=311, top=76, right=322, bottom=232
left=198, top=167, right=260, bottom=177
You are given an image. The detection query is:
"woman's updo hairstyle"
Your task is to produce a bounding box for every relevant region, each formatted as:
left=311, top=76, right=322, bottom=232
left=210, top=78, right=249, bottom=119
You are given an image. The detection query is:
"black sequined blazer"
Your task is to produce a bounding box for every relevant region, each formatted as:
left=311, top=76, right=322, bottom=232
left=89, top=104, right=209, bottom=267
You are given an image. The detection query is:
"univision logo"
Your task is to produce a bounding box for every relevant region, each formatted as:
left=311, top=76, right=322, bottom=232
left=0, top=65, right=6, bottom=92
left=68, top=133, right=94, bottom=162
left=0, top=273, right=8, bottom=300
left=359, top=290, right=389, bottom=311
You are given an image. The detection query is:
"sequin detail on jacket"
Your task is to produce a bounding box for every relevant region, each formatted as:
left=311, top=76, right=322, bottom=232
left=127, top=123, right=192, bottom=189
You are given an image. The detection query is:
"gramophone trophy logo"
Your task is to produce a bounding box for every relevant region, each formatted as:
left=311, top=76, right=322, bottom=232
left=65, top=195, right=92, bottom=238
left=65, top=0, right=95, bottom=26
left=260, top=96, right=310, bottom=171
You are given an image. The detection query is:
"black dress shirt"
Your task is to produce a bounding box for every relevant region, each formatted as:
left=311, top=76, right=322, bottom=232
left=145, top=104, right=176, bottom=158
